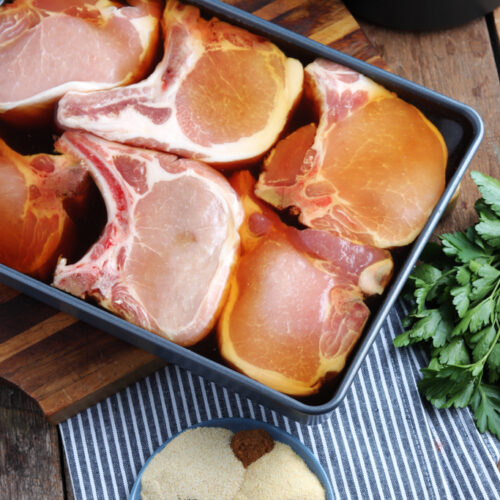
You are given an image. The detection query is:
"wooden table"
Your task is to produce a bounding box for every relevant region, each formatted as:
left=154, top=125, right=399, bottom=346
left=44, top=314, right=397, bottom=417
left=1, top=3, right=499, bottom=499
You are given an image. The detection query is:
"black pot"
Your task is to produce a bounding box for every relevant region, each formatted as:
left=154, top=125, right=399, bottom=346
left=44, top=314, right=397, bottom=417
left=343, top=0, right=500, bottom=31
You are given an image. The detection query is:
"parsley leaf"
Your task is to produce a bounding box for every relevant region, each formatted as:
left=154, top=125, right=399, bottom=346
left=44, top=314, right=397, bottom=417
left=471, top=326, right=497, bottom=362
left=470, top=264, right=500, bottom=301
left=486, top=343, right=500, bottom=382
left=455, top=266, right=471, bottom=286
left=475, top=218, right=500, bottom=248
left=419, top=366, right=476, bottom=408
left=450, top=283, right=470, bottom=317
left=409, top=263, right=450, bottom=312
left=437, top=338, right=470, bottom=365
left=470, top=384, right=500, bottom=440
left=394, top=307, right=452, bottom=348
left=451, top=298, right=493, bottom=336
left=440, top=230, right=489, bottom=262
left=471, top=171, right=500, bottom=217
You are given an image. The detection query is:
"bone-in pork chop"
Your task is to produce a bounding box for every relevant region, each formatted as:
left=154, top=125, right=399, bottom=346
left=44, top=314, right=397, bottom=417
left=218, top=171, right=393, bottom=395
left=0, top=0, right=161, bottom=125
left=0, top=137, right=90, bottom=280
left=57, top=0, right=303, bottom=167
left=52, top=131, right=243, bottom=346
left=256, top=60, right=448, bottom=248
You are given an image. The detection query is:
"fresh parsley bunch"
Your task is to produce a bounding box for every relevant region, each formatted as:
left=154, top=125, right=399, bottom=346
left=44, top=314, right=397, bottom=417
left=394, top=171, right=500, bottom=440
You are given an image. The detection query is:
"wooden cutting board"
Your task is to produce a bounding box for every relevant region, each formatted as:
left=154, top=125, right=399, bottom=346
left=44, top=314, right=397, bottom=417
left=0, top=0, right=384, bottom=424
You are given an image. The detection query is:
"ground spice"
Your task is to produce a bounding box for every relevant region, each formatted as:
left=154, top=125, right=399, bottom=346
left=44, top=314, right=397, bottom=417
left=141, top=427, right=245, bottom=500
left=235, top=442, right=326, bottom=500
left=230, top=428, right=274, bottom=467
left=141, top=426, right=326, bottom=499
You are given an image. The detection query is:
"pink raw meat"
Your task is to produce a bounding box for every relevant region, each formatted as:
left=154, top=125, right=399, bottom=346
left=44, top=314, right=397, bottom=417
left=52, top=131, right=243, bottom=346
left=256, top=60, right=447, bottom=248
left=0, top=0, right=161, bottom=125
left=0, top=136, right=91, bottom=281
left=218, top=171, right=393, bottom=395
left=56, top=0, right=303, bottom=167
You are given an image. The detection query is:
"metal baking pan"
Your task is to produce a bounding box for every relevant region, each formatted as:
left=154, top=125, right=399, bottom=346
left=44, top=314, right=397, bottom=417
left=0, top=0, right=483, bottom=424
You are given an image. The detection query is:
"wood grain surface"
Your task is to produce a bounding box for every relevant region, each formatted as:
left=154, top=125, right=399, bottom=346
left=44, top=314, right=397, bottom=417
left=0, top=379, right=66, bottom=499
left=0, top=0, right=380, bottom=425
left=1, top=3, right=499, bottom=500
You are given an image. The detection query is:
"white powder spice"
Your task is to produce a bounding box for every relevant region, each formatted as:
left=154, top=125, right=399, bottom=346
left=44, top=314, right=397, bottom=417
left=141, top=427, right=245, bottom=500
left=234, top=442, right=325, bottom=500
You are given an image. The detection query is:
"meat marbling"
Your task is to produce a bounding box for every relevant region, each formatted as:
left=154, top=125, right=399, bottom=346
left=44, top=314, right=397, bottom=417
left=0, top=0, right=161, bottom=125
left=218, top=171, right=393, bottom=395
left=256, top=60, right=448, bottom=248
left=52, top=131, right=243, bottom=346
left=0, top=137, right=90, bottom=280
left=57, top=0, right=304, bottom=167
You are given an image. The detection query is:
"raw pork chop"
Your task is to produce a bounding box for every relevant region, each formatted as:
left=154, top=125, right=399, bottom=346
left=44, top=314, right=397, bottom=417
left=0, top=137, right=90, bottom=280
left=57, top=0, right=303, bottom=167
left=218, top=171, right=393, bottom=395
left=52, top=131, right=243, bottom=346
left=0, top=0, right=161, bottom=125
left=256, top=60, right=448, bottom=248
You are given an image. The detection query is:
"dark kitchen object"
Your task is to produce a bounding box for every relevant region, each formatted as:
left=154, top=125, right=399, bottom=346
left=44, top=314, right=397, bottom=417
left=343, top=0, right=500, bottom=31
left=0, top=0, right=483, bottom=424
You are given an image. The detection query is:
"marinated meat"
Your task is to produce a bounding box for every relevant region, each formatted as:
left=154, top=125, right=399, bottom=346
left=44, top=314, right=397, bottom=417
left=0, top=0, right=161, bottom=125
left=0, top=137, right=90, bottom=280
left=256, top=60, right=448, bottom=248
left=57, top=0, right=303, bottom=167
left=53, top=131, right=243, bottom=346
left=218, top=171, right=393, bottom=395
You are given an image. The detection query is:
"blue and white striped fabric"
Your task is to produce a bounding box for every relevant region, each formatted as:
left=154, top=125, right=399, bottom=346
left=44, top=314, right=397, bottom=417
left=59, top=301, right=500, bottom=500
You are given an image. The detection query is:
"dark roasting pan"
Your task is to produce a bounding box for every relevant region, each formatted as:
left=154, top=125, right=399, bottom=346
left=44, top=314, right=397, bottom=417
left=0, top=0, right=483, bottom=424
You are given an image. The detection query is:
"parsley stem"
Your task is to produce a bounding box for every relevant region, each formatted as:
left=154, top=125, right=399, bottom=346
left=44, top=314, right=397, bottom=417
left=453, top=326, right=500, bottom=370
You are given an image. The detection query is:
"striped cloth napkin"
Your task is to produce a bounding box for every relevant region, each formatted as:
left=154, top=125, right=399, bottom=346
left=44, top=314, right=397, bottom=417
left=59, top=301, right=500, bottom=499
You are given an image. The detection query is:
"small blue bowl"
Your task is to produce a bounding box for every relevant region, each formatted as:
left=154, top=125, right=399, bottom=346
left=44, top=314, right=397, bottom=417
left=129, top=417, right=334, bottom=500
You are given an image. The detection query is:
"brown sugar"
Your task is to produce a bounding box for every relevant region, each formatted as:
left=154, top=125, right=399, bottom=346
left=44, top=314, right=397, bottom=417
left=230, top=428, right=274, bottom=467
